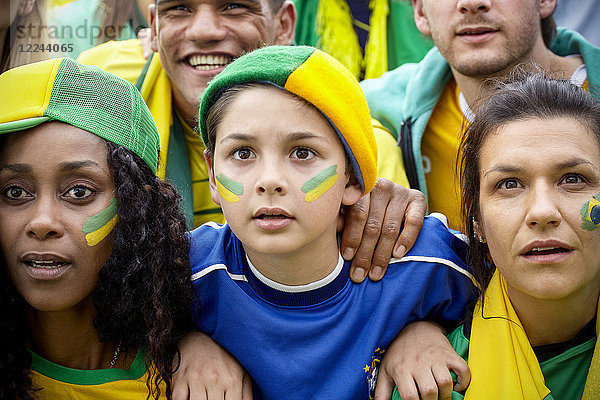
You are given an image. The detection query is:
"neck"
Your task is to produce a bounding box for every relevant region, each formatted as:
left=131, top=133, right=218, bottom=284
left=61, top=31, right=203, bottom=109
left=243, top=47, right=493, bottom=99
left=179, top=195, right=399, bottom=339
left=508, top=284, right=599, bottom=347
left=25, top=297, right=121, bottom=370
left=454, top=44, right=584, bottom=110
left=244, top=233, right=340, bottom=286
left=172, top=90, right=200, bottom=129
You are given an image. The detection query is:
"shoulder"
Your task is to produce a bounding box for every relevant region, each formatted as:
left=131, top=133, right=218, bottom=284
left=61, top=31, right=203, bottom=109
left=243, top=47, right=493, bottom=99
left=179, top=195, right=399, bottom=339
left=188, top=223, right=245, bottom=276
left=77, top=39, right=146, bottom=85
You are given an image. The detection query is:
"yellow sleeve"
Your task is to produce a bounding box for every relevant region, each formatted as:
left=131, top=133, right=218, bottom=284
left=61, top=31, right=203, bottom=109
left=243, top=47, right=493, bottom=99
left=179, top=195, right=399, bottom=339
left=373, top=119, right=410, bottom=188
left=77, top=39, right=147, bottom=86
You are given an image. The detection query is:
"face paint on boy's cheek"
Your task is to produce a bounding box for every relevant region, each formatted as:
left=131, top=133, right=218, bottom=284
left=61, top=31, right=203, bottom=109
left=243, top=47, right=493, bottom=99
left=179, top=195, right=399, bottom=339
left=580, top=194, right=600, bottom=231
left=216, top=173, right=244, bottom=203
left=83, top=197, right=118, bottom=246
left=301, top=165, right=339, bottom=203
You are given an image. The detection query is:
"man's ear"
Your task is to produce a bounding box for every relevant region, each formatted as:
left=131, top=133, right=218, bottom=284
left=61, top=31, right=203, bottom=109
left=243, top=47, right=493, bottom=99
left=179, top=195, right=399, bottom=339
left=539, top=0, right=557, bottom=19
left=204, top=149, right=222, bottom=206
left=149, top=3, right=159, bottom=52
left=412, top=0, right=432, bottom=36
left=273, top=1, right=297, bottom=45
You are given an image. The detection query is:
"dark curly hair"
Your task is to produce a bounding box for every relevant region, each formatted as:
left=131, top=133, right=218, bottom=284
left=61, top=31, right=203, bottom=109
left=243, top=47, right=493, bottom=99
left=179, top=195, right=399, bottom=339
left=0, top=140, right=192, bottom=400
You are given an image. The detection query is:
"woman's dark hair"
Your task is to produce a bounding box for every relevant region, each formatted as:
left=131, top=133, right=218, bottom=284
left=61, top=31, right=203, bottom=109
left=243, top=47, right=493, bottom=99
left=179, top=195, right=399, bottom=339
left=460, top=71, right=600, bottom=292
left=0, top=140, right=192, bottom=400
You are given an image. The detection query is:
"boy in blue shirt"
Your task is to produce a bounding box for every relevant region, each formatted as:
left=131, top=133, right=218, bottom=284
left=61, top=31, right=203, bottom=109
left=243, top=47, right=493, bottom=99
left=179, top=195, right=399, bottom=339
left=190, top=45, right=475, bottom=399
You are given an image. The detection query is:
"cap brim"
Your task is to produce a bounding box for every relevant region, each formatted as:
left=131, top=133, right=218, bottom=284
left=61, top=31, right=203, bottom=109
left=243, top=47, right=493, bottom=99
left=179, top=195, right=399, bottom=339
left=0, top=116, right=51, bottom=135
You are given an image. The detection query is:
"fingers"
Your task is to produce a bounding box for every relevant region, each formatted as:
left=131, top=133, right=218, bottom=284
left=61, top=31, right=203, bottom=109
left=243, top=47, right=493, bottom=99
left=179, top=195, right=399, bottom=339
left=172, top=331, right=249, bottom=400
left=341, top=179, right=427, bottom=283
left=340, top=194, right=370, bottom=282
left=449, top=356, right=471, bottom=393
left=393, top=189, right=426, bottom=258
left=373, top=372, right=395, bottom=400
left=241, top=373, right=254, bottom=400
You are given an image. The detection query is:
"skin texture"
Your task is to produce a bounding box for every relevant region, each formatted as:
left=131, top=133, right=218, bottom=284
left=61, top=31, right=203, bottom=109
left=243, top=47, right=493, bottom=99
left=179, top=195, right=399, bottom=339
left=206, top=86, right=361, bottom=285
left=0, top=122, right=118, bottom=369
left=412, top=0, right=581, bottom=106
left=477, top=117, right=600, bottom=346
left=149, top=0, right=296, bottom=127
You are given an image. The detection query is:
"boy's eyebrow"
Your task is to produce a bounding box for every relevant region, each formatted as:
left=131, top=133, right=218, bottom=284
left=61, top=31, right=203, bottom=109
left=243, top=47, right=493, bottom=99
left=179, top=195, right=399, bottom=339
left=219, top=131, right=331, bottom=145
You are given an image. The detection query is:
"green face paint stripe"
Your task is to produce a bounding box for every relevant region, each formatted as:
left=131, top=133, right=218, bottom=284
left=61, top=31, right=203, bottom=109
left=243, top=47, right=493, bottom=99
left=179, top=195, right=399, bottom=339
left=301, top=165, right=338, bottom=193
left=82, top=198, right=118, bottom=234
left=581, top=195, right=600, bottom=231
left=216, top=174, right=244, bottom=196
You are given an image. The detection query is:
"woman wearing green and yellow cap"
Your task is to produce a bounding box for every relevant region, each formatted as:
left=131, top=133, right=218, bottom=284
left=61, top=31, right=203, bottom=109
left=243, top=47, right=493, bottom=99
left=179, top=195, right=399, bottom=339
left=0, top=57, right=193, bottom=399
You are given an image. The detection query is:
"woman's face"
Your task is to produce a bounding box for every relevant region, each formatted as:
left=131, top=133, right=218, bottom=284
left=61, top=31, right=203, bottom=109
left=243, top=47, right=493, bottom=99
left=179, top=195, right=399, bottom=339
left=0, top=122, right=116, bottom=312
left=478, top=117, right=600, bottom=305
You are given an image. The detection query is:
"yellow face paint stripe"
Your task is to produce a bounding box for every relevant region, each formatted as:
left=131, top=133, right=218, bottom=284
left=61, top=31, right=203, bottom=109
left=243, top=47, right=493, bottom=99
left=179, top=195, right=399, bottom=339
left=304, top=174, right=338, bottom=202
left=85, top=213, right=118, bottom=246
left=216, top=180, right=241, bottom=203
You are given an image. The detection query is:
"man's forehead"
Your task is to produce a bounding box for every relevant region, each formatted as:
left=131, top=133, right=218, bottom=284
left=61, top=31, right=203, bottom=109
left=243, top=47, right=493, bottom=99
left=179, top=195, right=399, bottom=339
left=157, top=0, right=265, bottom=5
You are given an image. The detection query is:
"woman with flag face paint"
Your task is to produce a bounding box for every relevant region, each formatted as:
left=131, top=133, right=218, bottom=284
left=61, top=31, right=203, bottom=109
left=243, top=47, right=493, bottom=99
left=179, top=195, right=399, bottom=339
left=434, top=72, right=600, bottom=400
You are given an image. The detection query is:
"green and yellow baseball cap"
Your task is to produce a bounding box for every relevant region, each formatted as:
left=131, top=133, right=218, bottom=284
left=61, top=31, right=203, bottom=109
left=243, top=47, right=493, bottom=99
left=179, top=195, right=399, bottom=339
left=198, top=46, right=378, bottom=195
left=0, top=58, right=160, bottom=172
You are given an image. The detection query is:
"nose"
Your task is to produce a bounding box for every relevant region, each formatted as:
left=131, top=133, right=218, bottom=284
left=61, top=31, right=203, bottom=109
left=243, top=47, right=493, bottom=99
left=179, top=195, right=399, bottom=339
left=26, top=196, right=64, bottom=241
left=457, top=0, right=491, bottom=14
left=524, top=182, right=561, bottom=229
left=186, top=5, right=228, bottom=44
left=255, top=159, right=287, bottom=196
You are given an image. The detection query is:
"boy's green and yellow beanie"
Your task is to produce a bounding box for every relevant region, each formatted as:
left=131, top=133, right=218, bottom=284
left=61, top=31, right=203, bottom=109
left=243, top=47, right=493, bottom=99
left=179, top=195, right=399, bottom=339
left=0, top=58, right=160, bottom=172
left=198, top=45, right=378, bottom=195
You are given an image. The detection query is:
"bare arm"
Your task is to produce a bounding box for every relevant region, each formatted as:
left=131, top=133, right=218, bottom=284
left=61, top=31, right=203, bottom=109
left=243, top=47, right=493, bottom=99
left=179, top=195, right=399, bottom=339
left=339, top=178, right=427, bottom=282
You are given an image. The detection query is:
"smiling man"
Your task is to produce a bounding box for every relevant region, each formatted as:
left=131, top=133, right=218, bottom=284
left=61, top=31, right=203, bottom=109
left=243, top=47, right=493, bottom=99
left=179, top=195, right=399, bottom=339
left=361, top=0, right=600, bottom=231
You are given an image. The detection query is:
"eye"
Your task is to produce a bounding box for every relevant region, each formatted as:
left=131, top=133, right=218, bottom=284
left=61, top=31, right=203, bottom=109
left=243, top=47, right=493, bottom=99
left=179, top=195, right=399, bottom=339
left=232, top=148, right=255, bottom=160
left=64, top=186, right=94, bottom=199
left=4, top=186, right=32, bottom=200
left=561, top=174, right=585, bottom=185
left=498, top=179, right=522, bottom=190
left=291, top=147, right=315, bottom=160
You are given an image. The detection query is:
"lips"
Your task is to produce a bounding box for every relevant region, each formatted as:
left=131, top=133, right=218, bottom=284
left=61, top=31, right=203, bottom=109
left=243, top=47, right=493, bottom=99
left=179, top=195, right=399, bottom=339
left=253, top=208, right=294, bottom=230
left=187, top=54, right=233, bottom=71
left=523, top=247, right=570, bottom=256
left=457, top=26, right=497, bottom=36
left=21, top=253, right=70, bottom=269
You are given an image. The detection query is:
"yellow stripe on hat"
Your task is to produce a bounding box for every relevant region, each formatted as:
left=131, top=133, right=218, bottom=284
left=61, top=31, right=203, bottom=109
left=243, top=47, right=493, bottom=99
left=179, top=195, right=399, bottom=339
left=0, top=58, right=61, bottom=125
left=284, top=50, right=377, bottom=195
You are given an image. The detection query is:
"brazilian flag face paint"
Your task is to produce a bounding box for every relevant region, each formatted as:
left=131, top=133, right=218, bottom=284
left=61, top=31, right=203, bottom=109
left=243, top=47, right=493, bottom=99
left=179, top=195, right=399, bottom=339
left=301, top=165, right=339, bottom=202
left=216, top=173, right=244, bottom=203
left=83, top=197, right=118, bottom=246
left=581, top=194, right=600, bottom=231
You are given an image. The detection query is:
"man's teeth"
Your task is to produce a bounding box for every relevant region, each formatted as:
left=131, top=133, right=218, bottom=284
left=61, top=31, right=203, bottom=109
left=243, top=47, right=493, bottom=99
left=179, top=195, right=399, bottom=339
left=27, top=260, right=67, bottom=268
left=188, top=55, right=232, bottom=70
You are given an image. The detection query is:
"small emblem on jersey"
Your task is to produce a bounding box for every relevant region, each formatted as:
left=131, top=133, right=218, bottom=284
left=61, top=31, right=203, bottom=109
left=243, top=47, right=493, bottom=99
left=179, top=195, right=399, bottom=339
left=365, top=347, right=386, bottom=399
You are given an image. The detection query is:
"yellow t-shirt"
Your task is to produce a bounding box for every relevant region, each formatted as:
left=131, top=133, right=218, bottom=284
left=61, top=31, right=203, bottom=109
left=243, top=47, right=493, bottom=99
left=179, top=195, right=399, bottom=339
left=30, top=350, right=166, bottom=399
left=421, top=79, right=465, bottom=230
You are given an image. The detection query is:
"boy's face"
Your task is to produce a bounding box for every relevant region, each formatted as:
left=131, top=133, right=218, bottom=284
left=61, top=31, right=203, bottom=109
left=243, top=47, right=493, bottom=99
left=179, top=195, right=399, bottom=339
left=206, top=86, right=362, bottom=263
